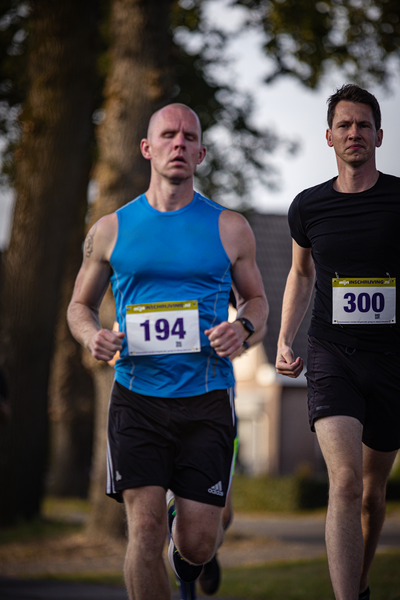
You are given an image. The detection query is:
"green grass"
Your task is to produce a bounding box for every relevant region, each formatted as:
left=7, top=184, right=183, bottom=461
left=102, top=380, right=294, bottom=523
left=215, top=552, right=400, bottom=600
left=218, top=557, right=334, bottom=599
left=0, top=515, right=81, bottom=545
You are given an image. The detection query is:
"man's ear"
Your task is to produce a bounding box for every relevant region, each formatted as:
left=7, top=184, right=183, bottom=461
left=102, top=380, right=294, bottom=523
left=326, top=128, right=334, bottom=148
left=141, top=138, right=151, bottom=160
left=376, top=128, right=383, bottom=148
left=197, top=145, right=206, bottom=165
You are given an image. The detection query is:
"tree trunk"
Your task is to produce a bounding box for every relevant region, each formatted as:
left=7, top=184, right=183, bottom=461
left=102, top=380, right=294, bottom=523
left=85, top=0, right=174, bottom=538
left=47, top=211, right=95, bottom=498
left=0, top=0, right=99, bottom=525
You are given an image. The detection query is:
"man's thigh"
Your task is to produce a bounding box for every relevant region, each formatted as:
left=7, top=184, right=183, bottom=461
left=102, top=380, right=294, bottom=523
left=173, top=495, right=223, bottom=540
left=306, top=336, right=367, bottom=430
left=363, top=351, right=400, bottom=452
left=306, top=336, right=400, bottom=452
left=169, top=388, right=236, bottom=508
left=107, top=382, right=175, bottom=501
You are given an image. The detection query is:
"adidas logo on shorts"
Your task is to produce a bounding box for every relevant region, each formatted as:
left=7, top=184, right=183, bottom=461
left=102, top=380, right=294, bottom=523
left=208, top=481, right=224, bottom=496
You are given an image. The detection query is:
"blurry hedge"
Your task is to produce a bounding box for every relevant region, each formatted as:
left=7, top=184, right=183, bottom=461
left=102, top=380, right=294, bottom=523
left=232, top=473, right=329, bottom=513
left=232, top=466, right=400, bottom=513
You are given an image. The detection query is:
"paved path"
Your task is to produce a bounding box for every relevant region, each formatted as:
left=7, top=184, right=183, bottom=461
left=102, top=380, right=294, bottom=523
left=218, top=510, right=400, bottom=567
left=0, top=579, right=128, bottom=600
left=0, top=579, right=233, bottom=600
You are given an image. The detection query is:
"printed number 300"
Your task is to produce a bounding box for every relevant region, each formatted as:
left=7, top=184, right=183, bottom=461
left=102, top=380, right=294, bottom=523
left=343, top=292, right=385, bottom=313
left=140, top=318, right=186, bottom=341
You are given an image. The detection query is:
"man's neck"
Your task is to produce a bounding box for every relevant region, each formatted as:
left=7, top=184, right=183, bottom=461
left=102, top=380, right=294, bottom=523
left=145, top=179, right=195, bottom=212
left=333, top=161, right=379, bottom=194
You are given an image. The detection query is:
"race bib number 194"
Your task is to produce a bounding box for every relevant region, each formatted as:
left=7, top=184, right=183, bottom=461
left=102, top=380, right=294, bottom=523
left=332, top=278, right=396, bottom=325
left=126, top=300, right=201, bottom=355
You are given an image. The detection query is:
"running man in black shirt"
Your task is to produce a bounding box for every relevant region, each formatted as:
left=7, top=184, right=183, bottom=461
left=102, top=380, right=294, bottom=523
left=276, top=84, right=400, bottom=600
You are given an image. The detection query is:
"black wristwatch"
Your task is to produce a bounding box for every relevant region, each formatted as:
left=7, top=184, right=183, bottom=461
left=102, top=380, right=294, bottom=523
left=235, top=317, right=255, bottom=340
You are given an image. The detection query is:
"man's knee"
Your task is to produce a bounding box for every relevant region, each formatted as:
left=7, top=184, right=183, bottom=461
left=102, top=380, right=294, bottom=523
left=177, top=529, right=219, bottom=565
left=173, top=497, right=224, bottom=564
left=362, top=484, right=386, bottom=515
left=329, top=467, right=363, bottom=505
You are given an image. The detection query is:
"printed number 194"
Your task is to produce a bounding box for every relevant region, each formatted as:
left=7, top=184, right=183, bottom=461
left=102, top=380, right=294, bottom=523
left=140, top=318, right=186, bottom=342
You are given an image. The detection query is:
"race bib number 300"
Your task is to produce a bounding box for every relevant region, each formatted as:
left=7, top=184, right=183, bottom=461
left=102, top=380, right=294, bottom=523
left=332, top=278, right=396, bottom=325
left=126, top=300, right=201, bottom=356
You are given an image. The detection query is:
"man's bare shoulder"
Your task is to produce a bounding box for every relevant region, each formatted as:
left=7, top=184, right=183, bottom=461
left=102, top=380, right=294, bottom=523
left=218, top=209, right=255, bottom=264
left=84, top=213, right=118, bottom=263
left=219, top=206, right=247, bottom=225
left=219, top=207, right=254, bottom=238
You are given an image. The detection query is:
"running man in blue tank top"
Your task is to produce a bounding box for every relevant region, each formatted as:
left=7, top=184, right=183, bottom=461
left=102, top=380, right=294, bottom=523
left=68, top=103, right=268, bottom=600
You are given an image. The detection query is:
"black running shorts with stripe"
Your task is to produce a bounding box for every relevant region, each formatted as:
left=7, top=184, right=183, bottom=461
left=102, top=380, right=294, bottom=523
left=306, top=335, right=400, bottom=452
left=106, top=381, right=236, bottom=506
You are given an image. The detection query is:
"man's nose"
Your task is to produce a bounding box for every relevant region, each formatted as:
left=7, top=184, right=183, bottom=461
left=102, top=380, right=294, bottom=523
left=174, top=133, right=186, bottom=147
left=349, top=124, right=361, bottom=137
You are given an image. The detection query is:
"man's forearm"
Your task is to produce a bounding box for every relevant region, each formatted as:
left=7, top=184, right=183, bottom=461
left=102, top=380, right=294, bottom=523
left=236, top=295, right=269, bottom=338
left=67, top=301, right=101, bottom=352
left=278, top=268, right=314, bottom=348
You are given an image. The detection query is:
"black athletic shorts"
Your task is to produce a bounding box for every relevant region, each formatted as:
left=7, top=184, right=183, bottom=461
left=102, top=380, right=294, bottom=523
left=306, top=335, right=400, bottom=452
left=106, top=381, right=236, bottom=506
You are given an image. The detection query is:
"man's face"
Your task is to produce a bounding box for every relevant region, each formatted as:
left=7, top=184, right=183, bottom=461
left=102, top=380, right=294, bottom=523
left=326, top=100, right=383, bottom=167
left=141, top=105, right=206, bottom=183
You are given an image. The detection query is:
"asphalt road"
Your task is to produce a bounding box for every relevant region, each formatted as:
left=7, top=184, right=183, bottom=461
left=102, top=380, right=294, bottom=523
left=228, top=512, right=400, bottom=550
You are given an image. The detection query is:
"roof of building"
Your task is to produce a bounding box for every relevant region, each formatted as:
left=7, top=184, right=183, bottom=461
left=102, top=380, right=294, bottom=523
left=249, top=212, right=314, bottom=365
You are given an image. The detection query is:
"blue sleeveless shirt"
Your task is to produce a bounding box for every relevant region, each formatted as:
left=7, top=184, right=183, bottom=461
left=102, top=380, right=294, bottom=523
left=110, top=192, right=235, bottom=397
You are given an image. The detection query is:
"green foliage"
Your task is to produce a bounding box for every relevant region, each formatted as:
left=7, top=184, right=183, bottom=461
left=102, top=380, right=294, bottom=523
left=235, top=0, right=400, bottom=88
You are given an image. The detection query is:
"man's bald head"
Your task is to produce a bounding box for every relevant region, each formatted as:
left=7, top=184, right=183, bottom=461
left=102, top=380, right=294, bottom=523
left=147, top=103, right=202, bottom=142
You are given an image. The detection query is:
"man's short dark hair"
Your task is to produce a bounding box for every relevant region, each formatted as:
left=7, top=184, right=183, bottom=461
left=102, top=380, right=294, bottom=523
left=327, top=84, right=381, bottom=131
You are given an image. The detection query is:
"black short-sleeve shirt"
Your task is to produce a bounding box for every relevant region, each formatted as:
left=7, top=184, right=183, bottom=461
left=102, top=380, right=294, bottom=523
left=288, top=172, right=400, bottom=352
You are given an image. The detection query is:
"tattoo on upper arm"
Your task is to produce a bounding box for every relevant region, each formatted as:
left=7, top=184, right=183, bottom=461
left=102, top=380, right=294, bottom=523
left=84, top=224, right=97, bottom=259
